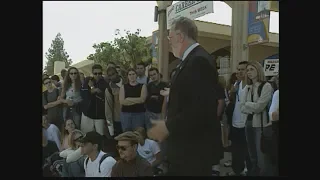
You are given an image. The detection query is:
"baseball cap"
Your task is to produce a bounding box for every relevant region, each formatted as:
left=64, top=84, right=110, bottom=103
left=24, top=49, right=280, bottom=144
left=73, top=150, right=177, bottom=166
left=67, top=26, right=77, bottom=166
left=77, top=131, right=103, bottom=145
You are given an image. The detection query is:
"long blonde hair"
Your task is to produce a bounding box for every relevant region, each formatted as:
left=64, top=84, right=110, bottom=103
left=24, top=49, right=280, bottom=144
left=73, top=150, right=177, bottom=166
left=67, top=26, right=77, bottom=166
left=245, top=61, right=266, bottom=85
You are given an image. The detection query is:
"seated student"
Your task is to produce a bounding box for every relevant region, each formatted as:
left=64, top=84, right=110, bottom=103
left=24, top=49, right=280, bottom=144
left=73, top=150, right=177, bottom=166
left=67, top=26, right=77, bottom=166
left=60, top=130, right=86, bottom=177
left=43, top=115, right=62, bottom=151
left=43, top=129, right=59, bottom=166
left=79, top=131, right=117, bottom=177
left=134, top=127, right=162, bottom=175
left=111, top=131, right=153, bottom=177
left=61, top=119, right=76, bottom=150
left=60, top=130, right=85, bottom=162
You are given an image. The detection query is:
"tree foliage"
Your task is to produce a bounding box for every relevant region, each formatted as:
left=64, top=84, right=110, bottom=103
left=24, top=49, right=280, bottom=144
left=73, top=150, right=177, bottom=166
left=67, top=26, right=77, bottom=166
left=87, top=29, right=152, bottom=70
left=44, top=33, right=72, bottom=75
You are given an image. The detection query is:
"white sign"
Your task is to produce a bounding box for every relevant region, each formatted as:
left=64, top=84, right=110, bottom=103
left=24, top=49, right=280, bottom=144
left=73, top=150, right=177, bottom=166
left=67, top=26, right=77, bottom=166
left=166, top=1, right=214, bottom=29
left=264, top=59, right=279, bottom=76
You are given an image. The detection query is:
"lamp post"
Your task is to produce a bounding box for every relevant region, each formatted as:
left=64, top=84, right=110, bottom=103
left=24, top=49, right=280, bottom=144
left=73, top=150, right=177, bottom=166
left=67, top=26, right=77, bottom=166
left=156, top=1, right=172, bottom=82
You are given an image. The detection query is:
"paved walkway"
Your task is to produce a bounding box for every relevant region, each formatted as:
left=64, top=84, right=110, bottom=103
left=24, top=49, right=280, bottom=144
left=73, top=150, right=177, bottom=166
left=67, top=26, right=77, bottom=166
left=219, top=152, right=232, bottom=176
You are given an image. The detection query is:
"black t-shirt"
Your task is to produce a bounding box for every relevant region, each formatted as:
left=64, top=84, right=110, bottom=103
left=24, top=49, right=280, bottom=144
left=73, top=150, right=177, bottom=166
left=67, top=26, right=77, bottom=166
left=42, top=140, right=59, bottom=166
left=146, top=81, right=168, bottom=113
left=122, top=83, right=145, bottom=113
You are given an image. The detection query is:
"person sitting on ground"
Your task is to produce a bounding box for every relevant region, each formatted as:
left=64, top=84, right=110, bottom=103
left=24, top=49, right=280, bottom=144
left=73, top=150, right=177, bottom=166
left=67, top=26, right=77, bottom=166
left=111, top=131, right=153, bottom=177
left=60, top=129, right=85, bottom=162
left=61, top=119, right=76, bottom=150
left=43, top=128, right=59, bottom=166
left=135, top=127, right=163, bottom=175
left=60, top=130, right=86, bottom=177
left=43, top=115, right=62, bottom=151
left=79, top=131, right=117, bottom=177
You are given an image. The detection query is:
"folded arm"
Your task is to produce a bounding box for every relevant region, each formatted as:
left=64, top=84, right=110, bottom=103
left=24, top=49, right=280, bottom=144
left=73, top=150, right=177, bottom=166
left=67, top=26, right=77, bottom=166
left=243, top=83, right=273, bottom=114
left=125, top=84, right=147, bottom=104
left=119, top=85, right=136, bottom=106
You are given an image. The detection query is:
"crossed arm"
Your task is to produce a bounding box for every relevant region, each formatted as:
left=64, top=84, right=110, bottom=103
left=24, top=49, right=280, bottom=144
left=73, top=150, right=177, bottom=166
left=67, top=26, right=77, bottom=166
left=119, top=84, right=147, bottom=106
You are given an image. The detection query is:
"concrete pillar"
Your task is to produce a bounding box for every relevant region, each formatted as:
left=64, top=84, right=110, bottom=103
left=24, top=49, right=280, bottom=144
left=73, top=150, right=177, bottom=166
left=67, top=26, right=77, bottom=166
left=54, top=61, right=65, bottom=75
left=157, top=10, right=169, bottom=82
left=230, top=1, right=249, bottom=73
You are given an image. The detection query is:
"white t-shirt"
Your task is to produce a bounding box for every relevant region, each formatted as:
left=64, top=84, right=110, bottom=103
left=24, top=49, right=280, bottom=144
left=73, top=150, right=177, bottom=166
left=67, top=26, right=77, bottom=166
left=269, top=90, right=279, bottom=121
left=137, top=139, right=160, bottom=164
left=232, top=81, right=246, bottom=128
left=43, top=124, right=61, bottom=150
left=84, top=151, right=116, bottom=177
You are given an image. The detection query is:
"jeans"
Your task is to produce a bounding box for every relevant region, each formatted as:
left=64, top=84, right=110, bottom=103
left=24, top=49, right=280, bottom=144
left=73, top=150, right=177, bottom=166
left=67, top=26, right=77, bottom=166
left=145, top=110, right=161, bottom=130
left=120, top=112, right=146, bottom=132
left=245, top=121, right=273, bottom=176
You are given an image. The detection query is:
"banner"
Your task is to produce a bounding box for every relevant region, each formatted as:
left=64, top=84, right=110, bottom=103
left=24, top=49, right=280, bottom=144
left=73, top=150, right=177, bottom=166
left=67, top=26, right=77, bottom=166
left=264, top=59, right=279, bottom=76
left=167, top=1, right=213, bottom=29
left=247, top=1, right=271, bottom=45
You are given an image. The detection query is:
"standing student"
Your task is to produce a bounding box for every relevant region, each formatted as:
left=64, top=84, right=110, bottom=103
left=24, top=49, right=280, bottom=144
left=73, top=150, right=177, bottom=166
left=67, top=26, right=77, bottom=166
left=240, top=61, right=273, bottom=176
left=119, top=68, right=147, bottom=132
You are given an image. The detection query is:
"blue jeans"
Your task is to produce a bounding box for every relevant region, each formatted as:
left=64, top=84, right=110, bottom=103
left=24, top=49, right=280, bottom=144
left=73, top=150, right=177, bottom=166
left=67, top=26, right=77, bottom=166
left=120, top=112, right=146, bottom=132
left=145, top=110, right=162, bottom=130
left=245, top=121, right=273, bottom=176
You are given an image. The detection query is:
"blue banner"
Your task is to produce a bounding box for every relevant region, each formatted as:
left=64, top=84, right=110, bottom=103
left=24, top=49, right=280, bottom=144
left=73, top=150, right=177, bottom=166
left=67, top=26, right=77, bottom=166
left=248, top=1, right=271, bottom=45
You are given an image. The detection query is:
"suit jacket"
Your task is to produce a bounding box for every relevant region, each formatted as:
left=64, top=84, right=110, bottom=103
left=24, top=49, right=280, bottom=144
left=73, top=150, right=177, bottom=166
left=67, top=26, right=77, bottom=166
left=165, top=45, right=221, bottom=164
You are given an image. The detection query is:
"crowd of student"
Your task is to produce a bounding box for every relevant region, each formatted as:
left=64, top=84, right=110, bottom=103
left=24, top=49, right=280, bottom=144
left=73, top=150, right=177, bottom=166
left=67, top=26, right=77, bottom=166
left=42, top=62, right=168, bottom=177
left=42, top=59, right=279, bottom=177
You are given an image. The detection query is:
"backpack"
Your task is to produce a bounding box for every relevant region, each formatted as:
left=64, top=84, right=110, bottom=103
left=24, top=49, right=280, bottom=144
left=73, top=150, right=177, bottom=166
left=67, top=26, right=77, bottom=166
left=43, top=152, right=63, bottom=177
left=257, top=81, right=272, bottom=123
left=85, top=154, right=111, bottom=173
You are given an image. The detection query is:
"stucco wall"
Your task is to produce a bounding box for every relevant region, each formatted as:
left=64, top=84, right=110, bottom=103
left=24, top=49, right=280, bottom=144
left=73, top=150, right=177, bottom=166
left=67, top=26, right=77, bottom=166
left=198, top=36, right=230, bottom=54
left=249, top=45, right=279, bottom=62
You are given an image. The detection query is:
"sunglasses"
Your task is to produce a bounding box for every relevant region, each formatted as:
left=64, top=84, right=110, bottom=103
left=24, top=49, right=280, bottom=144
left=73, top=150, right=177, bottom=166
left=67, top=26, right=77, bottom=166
left=94, top=72, right=103, bottom=75
left=44, top=81, right=51, bottom=85
left=73, top=135, right=83, bottom=142
left=69, top=72, right=78, bottom=75
left=116, top=145, right=131, bottom=151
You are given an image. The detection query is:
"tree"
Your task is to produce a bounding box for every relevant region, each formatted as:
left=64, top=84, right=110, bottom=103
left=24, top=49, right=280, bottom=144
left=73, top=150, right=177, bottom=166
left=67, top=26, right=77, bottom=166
left=87, top=29, right=152, bottom=70
left=44, top=33, right=72, bottom=75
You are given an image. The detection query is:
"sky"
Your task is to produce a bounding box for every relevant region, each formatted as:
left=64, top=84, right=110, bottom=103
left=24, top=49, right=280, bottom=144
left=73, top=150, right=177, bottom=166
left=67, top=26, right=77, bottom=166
left=43, top=1, right=279, bottom=68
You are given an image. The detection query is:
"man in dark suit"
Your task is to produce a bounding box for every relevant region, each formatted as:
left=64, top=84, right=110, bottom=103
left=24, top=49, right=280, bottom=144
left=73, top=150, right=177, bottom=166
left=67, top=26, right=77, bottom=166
left=148, top=17, right=221, bottom=176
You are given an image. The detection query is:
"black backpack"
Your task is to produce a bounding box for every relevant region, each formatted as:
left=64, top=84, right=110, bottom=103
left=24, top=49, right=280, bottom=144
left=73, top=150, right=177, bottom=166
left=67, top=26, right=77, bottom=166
left=257, top=81, right=272, bottom=123
left=85, top=154, right=111, bottom=173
